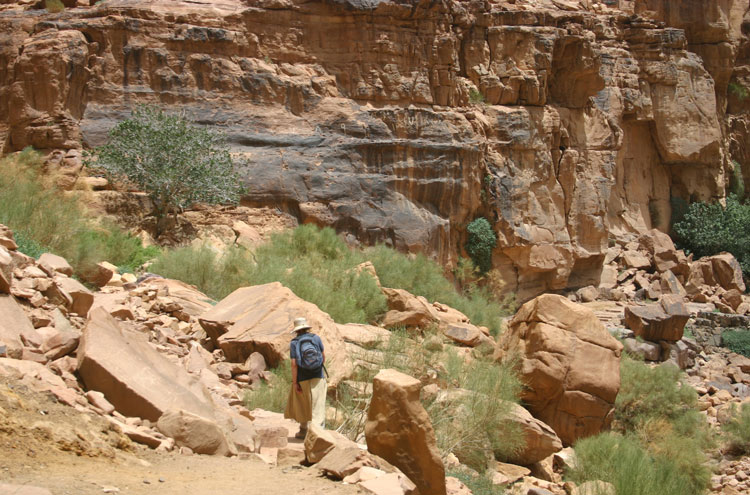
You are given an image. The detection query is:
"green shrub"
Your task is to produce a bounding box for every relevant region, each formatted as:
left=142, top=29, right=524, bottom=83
left=730, top=161, right=746, bottom=199
left=469, top=89, right=486, bottom=105
left=367, top=245, right=507, bottom=334
left=723, top=403, right=750, bottom=454
left=45, top=0, right=64, bottom=13
left=242, top=360, right=291, bottom=413
left=446, top=469, right=503, bottom=495
left=615, top=357, right=698, bottom=432
left=465, top=217, right=497, bottom=274
left=568, top=433, right=706, bottom=495
left=0, top=149, right=157, bottom=278
left=672, top=195, right=750, bottom=278
left=722, top=328, right=750, bottom=357
left=428, top=352, right=522, bottom=471
left=88, top=105, right=242, bottom=236
left=606, top=357, right=712, bottom=493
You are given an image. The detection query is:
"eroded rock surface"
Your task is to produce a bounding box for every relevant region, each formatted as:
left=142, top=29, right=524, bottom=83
left=0, top=0, right=743, bottom=299
left=496, top=294, right=623, bottom=446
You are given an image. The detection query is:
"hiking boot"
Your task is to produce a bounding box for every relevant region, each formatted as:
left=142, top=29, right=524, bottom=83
left=295, top=427, right=307, bottom=439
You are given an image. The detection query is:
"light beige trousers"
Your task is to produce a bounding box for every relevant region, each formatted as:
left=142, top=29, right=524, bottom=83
left=284, top=377, right=326, bottom=428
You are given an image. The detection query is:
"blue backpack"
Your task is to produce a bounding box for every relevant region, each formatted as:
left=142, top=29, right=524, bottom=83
left=295, top=333, right=324, bottom=371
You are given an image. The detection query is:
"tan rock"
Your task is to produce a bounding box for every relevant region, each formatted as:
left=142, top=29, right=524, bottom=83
left=316, top=446, right=382, bottom=479
left=442, top=322, right=489, bottom=347
left=505, top=402, right=563, bottom=465
left=0, top=294, right=35, bottom=359
left=366, top=369, right=445, bottom=495
left=621, top=251, right=651, bottom=270
left=305, top=423, right=357, bottom=464
left=0, top=357, right=67, bottom=392
left=623, top=296, right=689, bottom=342
left=445, top=477, right=472, bottom=495
left=496, top=295, right=622, bottom=446
left=39, top=253, right=73, bottom=277
left=55, top=276, right=94, bottom=316
left=0, top=246, right=12, bottom=294
left=337, top=323, right=391, bottom=348
left=143, top=277, right=214, bottom=318
left=84, top=261, right=118, bottom=287
left=77, top=307, right=219, bottom=422
left=156, top=409, right=235, bottom=456
left=359, top=472, right=417, bottom=495
left=85, top=390, right=115, bottom=414
left=491, top=461, right=530, bottom=485
left=200, top=282, right=351, bottom=388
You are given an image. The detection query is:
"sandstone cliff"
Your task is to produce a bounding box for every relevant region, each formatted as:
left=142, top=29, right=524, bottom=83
left=0, top=0, right=747, bottom=299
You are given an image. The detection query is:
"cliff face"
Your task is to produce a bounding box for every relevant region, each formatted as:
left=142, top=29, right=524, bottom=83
left=0, top=0, right=747, bottom=299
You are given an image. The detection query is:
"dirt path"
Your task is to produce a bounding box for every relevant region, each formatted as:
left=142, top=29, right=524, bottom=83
left=0, top=380, right=360, bottom=495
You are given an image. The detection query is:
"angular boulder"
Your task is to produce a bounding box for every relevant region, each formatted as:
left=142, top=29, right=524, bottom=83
left=442, top=322, right=491, bottom=347
left=686, top=252, right=746, bottom=294
left=504, top=402, right=563, bottom=466
left=156, top=409, right=235, bottom=456
left=304, top=423, right=357, bottom=463
left=38, top=253, right=73, bottom=276
left=623, top=295, right=690, bottom=342
left=198, top=282, right=351, bottom=388
left=55, top=276, right=94, bottom=316
left=0, top=294, right=35, bottom=359
left=77, top=307, right=218, bottom=422
left=365, top=369, right=446, bottom=495
left=495, top=294, right=622, bottom=446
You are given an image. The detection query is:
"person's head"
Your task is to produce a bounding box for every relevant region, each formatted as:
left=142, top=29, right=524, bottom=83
left=291, top=316, right=312, bottom=335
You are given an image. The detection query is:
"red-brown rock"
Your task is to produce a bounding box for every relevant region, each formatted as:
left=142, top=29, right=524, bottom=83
left=496, top=295, right=622, bottom=446
left=366, top=369, right=445, bottom=495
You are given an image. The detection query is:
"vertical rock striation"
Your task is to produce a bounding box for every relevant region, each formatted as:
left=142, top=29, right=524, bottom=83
left=0, top=0, right=744, bottom=298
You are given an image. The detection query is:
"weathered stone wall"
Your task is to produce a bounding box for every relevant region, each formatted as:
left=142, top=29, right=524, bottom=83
left=0, top=0, right=746, bottom=299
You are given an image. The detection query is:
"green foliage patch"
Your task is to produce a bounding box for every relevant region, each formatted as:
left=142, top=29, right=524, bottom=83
left=721, top=328, right=750, bottom=358
left=242, top=360, right=291, bottom=413
left=0, top=148, right=158, bottom=279
left=570, top=357, right=712, bottom=495
left=88, top=106, right=242, bottom=235
left=568, top=433, right=705, bottom=495
left=45, top=0, right=65, bottom=13
left=465, top=217, right=497, bottom=274
left=723, top=402, right=750, bottom=454
left=672, top=195, right=750, bottom=278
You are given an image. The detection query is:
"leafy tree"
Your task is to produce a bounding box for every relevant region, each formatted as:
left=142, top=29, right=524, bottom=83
left=465, top=217, right=497, bottom=273
left=672, top=195, right=750, bottom=278
left=88, top=106, right=242, bottom=235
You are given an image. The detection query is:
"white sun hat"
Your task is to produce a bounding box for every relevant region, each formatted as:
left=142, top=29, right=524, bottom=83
left=291, top=316, right=312, bottom=333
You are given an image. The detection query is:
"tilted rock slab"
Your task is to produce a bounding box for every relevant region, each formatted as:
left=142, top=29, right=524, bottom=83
left=77, top=307, right=219, bottom=422
left=365, top=369, right=446, bottom=495
left=504, top=401, right=563, bottom=466
left=199, top=282, right=352, bottom=388
left=0, top=294, right=35, bottom=359
left=623, top=295, right=690, bottom=342
left=496, top=294, right=622, bottom=446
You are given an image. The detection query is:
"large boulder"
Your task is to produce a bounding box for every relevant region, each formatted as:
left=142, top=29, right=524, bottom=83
left=365, top=369, right=446, bottom=495
left=0, top=294, right=35, bottom=359
left=0, top=246, right=12, bottom=294
left=495, top=294, right=622, bottom=446
left=623, top=295, right=690, bottom=342
left=381, top=288, right=471, bottom=330
left=198, top=282, right=352, bottom=388
left=686, top=252, right=746, bottom=294
left=77, top=307, right=218, bottom=422
left=156, top=409, right=235, bottom=456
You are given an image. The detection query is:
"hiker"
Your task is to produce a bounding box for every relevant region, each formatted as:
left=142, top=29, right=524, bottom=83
left=284, top=316, right=326, bottom=439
